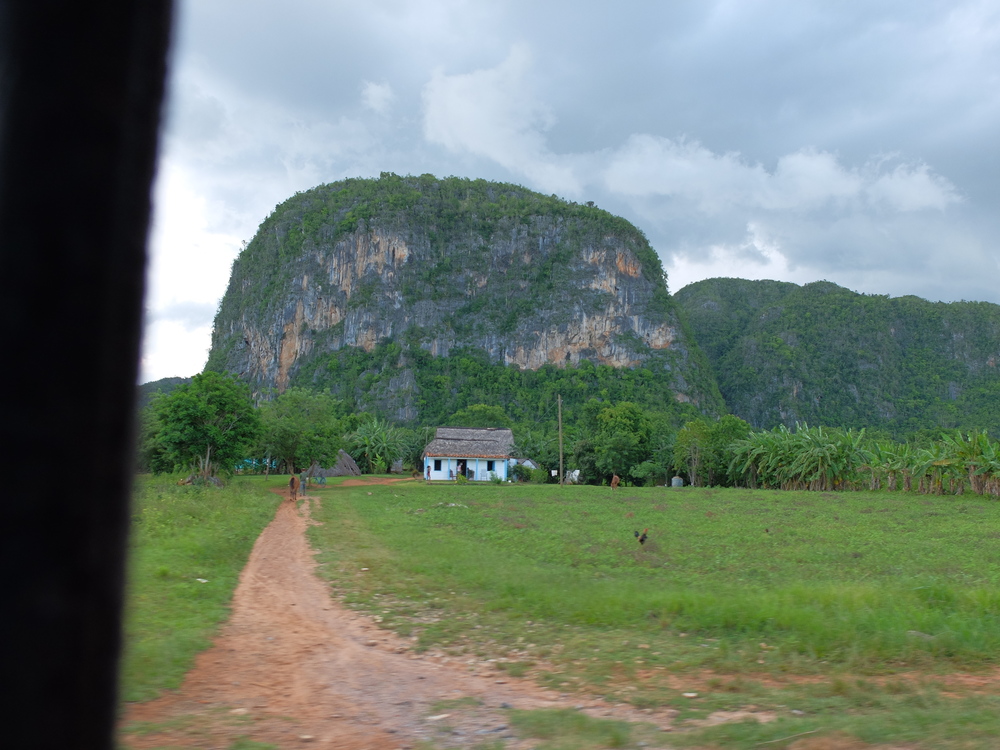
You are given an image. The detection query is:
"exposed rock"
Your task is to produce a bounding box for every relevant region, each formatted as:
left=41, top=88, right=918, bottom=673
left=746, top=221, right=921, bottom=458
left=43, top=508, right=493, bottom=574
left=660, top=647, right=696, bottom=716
left=206, top=175, right=721, bottom=419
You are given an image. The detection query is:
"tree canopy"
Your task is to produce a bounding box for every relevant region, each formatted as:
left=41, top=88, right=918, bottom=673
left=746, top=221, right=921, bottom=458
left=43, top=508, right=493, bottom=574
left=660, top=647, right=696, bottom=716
left=571, top=400, right=654, bottom=484
left=257, top=388, right=344, bottom=473
left=153, top=371, right=261, bottom=478
left=445, top=404, right=513, bottom=428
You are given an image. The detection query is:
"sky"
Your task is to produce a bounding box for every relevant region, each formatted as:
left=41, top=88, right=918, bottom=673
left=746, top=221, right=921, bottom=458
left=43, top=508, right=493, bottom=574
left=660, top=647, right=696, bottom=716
left=140, top=0, right=1000, bottom=382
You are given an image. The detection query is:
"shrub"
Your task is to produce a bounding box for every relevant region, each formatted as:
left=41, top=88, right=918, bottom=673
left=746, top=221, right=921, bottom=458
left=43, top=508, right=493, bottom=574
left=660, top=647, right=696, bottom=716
left=530, top=468, right=551, bottom=484
left=511, top=464, right=533, bottom=482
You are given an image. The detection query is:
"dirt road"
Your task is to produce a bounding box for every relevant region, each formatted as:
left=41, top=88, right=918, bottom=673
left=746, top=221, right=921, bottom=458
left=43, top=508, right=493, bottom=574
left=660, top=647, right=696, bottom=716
left=121, top=482, right=675, bottom=749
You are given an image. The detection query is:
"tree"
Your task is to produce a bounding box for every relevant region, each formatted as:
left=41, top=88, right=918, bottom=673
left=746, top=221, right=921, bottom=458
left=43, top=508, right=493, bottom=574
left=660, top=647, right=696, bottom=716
left=258, top=388, right=344, bottom=473
left=445, top=404, right=513, bottom=428
left=675, top=415, right=751, bottom=486
left=514, top=428, right=558, bottom=470
left=673, top=419, right=711, bottom=486
left=154, top=371, right=261, bottom=479
left=704, top=415, right=752, bottom=485
left=135, top=401, right=172, bottom=474
left=573, top=401, right=652, bottom=484
left=347, top=416, right=406, bottom=474
left=397, top=426, right=436, bottom=472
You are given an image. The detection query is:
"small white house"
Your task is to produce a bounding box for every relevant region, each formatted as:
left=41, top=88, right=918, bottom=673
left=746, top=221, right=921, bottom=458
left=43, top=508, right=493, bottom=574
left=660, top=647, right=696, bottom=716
left=423, top=427, right=513, bottom=482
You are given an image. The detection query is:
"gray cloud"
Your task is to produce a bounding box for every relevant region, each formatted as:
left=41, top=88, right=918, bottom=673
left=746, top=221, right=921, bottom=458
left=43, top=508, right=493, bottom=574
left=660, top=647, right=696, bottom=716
left=147, top=302, right=219, bottom=331
left=151, top=0, right=1000, bottom=335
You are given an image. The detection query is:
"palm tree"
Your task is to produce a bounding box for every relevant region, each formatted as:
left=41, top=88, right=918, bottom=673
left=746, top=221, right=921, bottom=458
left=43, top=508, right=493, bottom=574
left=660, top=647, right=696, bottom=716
left=348, top=417, right=404, bottom=474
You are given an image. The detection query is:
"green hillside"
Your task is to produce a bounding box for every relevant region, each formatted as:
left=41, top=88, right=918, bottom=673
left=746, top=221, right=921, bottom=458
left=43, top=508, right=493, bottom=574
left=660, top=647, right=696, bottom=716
left=201, top=175, right=1000, bottom=441
left=136, top=376, right=191, bottom=409
left=206, top=174, right=725, bottom=431
left=674, top=278, right=1000, bottom=437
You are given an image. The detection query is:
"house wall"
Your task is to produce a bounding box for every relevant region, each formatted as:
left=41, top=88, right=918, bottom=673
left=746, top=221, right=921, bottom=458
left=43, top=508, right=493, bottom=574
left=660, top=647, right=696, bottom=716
left=424, top=457, right=509, bottom=481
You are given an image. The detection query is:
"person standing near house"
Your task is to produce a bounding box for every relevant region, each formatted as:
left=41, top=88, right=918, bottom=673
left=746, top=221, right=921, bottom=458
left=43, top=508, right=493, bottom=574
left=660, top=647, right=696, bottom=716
left=426, top=463, right=431, bottom=480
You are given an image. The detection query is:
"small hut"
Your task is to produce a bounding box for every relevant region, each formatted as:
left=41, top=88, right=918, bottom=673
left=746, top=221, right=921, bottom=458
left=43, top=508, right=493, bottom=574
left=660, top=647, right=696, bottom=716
left=304, top=449, right=362, bottom=479
left=423, top=427, right=513, bottom=481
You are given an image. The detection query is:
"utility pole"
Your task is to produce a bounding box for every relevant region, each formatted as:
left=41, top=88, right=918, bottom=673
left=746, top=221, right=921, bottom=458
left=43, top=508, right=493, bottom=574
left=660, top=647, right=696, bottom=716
left=558, top=394, right=564, bottom=486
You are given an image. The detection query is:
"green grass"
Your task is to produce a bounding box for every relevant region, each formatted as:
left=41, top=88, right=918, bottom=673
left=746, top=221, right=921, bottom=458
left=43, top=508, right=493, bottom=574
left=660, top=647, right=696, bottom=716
left=666, top=689, right=1000, bottom=748
left=119, top=475, right=282, bottom=702
left=430, top=696, right=483, bottom=712
left=308, top=483, right=1000, bottom=670
left=305, top=480, right=1000, bottom=748
left=118, top=476, right=1000, bottom=747
left=509, top=709, right=633, bottom=749
left=227, top=739, right=278, bottom=750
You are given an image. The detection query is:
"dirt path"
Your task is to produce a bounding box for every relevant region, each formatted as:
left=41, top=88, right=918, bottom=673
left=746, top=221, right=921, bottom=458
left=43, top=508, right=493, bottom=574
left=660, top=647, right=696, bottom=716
left=121, top=483, right=676, bottom=749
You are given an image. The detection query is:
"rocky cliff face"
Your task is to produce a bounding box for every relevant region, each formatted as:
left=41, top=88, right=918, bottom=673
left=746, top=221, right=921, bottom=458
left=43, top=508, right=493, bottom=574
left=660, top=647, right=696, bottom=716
left=207, top=175, right=720, bottom=418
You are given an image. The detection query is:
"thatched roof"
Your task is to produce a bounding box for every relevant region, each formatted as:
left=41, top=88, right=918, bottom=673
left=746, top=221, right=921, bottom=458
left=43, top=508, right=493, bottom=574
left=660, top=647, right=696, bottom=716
left=423, top=427, right=514, bottom=459
left=305, top=449, right=362, bottom=477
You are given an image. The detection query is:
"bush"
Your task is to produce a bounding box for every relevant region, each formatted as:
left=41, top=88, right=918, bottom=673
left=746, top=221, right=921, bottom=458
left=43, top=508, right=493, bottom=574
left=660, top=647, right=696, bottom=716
left=631, top=460, right=667, bottom=487
left=511, top=464, right=533, bottom=482
left=530, top=468, right=551, bottom=484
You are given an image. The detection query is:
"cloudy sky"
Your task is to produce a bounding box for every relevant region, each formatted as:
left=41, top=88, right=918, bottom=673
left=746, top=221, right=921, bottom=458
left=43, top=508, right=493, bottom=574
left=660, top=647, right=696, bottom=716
left=141, top=0, right=1000, bottom=382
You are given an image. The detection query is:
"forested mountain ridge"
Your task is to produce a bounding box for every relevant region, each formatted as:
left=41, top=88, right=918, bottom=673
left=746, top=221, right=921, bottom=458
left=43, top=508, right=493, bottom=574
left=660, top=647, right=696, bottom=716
left=137, top=376, right=192, bottom=409
left=204, top=175, right=1000, bottom=439
left=674, top=278, right=1000, bottom=437
left=206, top=174, right=724, bottom=424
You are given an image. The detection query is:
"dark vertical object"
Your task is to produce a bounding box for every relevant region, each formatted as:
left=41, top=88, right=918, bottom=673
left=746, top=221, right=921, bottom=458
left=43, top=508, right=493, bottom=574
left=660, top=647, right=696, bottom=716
left=558, top=394, right=564, bottom=486
left=0, top=2, right=173, bottom=748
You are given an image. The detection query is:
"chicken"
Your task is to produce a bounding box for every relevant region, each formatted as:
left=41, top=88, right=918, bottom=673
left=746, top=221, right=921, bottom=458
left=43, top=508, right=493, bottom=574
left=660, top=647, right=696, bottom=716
left=634, top=528, right=648, bottom=545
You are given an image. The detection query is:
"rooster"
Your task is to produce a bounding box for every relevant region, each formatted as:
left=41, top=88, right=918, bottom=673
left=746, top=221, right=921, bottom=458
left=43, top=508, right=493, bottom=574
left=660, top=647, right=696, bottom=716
left=634, top=528, right=648, bottom=545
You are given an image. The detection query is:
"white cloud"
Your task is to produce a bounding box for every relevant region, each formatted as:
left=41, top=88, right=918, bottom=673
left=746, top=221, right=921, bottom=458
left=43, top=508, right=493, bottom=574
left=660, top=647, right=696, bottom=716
left=149, top=301, right=220, bottom=331
left=604, top=135, right=766, bottom=213
left=422, top=45, right=579, bottom=194
left=604, top=137, right=958, bottom=216
left=865, top=161, right=961, bottom=211
left=667, top=222, right=818, bottom=294
left=140, top=319, right=214, bottom=382
left=361, top=80, right=395, bottom=114
left=142, top=161, right=243, bottom=382
left=764, top=148, right=863, bottom=210
left=146, top=161, right=243, bottom=313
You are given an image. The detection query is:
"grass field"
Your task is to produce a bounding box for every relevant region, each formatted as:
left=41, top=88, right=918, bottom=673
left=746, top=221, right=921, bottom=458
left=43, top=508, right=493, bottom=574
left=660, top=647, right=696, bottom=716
left=305, top=479, right=1000, bottom=748
left=119, top=475, right=281, bottom=702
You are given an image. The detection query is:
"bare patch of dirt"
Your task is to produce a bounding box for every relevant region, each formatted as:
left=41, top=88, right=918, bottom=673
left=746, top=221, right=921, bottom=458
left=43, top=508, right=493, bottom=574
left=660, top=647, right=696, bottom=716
left=339, top=477, right=416, bottom=486
left=119, top=483, right=677, bottom=749
left=683, top=709, right=778, bottom=728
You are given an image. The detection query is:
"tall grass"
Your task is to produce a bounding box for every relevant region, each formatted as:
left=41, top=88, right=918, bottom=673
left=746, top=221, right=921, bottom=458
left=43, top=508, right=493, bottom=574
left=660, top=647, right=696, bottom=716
left=119, top=476, right=281, bottom=702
